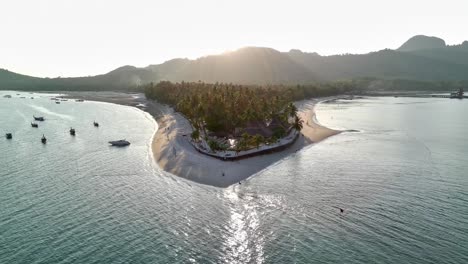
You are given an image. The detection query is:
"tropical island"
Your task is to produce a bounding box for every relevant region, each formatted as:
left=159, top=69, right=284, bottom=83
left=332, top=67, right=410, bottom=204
left=143, top=81, right=343, bottom=186
left=145, top=81, right=305, bottom=159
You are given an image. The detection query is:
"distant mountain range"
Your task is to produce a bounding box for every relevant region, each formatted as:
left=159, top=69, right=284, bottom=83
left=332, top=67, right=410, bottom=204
left=2, top=35, right=468, bottom=91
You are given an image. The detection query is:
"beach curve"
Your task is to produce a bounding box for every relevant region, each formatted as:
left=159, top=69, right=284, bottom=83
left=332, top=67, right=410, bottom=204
left=151, top=98, right=341, bottom=187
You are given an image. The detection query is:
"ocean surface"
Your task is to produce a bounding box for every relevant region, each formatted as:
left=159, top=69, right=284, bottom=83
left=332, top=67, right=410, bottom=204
left=1, top=92, right=467, bottom=264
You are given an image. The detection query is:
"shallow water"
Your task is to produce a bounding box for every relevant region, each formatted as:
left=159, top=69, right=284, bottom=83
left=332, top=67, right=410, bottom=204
left=1, top=93, right=467, bottom=263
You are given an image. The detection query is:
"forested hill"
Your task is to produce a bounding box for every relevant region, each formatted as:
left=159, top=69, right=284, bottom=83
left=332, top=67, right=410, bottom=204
left=2, top=35, right=468, bottom=91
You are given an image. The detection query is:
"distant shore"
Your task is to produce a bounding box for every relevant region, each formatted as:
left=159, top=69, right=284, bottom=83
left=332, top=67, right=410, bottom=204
left=62, top=91, right=342, bottom=187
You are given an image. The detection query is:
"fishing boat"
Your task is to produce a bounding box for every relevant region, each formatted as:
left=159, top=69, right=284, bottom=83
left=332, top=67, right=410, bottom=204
left=41, top=135, right=47, bottom=144
left=93, top=121, right=99, bottom=127
left=33, top=116, right=45, bottom=121
left=70, top=128, right=76, bottom=136
left=108, top=139, right=130, bottom=147
left=31, top=122, right=38, bottom=128
left=6, top=133, right=12, bottom=139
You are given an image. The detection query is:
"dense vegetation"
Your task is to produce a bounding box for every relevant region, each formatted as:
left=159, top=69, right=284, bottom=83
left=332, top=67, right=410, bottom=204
left=145, top=81, right=311, bottom=151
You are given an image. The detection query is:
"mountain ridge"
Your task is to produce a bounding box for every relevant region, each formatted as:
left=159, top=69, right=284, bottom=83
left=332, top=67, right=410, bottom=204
left=1, top=35, right=468, bottom=91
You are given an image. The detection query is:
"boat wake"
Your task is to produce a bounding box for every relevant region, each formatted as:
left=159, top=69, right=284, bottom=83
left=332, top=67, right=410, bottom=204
left=28, top=105, right=74, bottom=120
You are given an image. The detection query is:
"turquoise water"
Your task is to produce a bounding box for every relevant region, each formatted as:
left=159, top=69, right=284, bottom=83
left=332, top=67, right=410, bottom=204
left=1, top=93, right=467, bottom=263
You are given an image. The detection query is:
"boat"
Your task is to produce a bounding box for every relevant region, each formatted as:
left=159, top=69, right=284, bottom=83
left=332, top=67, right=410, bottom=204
left=70, top=128, right=76, bottom=136
left=450, top=88, right=464, bottom=99
left=61, top=99, right=68, bottom=101
left=3, top=95, right=12, bottom=98
left=6, top=133, right=12, bottom=139
left=31, top=122, right=38, bottom=128
left=33, top=116, right=45, bottom=121
left=55, top=101, right=61, bottom=104
left=93, top=121, right=99, bottom=127
left=41, top=135, right=47, bottom=144
left=76, top=99, right=84, bottom=102
left=109, top=139, right=131, bottom=147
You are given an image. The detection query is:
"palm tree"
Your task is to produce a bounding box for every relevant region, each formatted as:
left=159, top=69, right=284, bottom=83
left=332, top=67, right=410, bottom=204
left=287, top=102, right=298, bottom=118
left=293, top=115, right=304, bottom=131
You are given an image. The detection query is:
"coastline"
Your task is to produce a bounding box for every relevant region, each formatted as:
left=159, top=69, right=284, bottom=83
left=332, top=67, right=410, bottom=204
left=61, top=91, right=341, bottom=187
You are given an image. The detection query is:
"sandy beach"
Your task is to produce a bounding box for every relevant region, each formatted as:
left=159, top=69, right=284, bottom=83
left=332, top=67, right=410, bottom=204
left=62, top=92, right=341, bottom=187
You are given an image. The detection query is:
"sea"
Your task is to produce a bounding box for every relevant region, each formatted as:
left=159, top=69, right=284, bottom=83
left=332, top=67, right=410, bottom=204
left=1, top=92, right=467, bottom=264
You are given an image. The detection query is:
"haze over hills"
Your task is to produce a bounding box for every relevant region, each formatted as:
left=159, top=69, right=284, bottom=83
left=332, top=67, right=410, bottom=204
left=1, top=35, right=468, bottom=91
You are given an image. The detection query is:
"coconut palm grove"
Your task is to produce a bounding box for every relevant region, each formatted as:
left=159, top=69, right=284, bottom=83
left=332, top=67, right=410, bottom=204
left=144, top=81, right=309, bottom=152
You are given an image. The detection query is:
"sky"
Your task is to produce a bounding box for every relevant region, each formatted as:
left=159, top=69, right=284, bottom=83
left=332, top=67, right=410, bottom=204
left=1, top=0, right=467, bottom=77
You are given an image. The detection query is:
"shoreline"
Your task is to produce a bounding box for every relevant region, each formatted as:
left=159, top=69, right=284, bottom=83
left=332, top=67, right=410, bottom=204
left=60, top=91, right=342, bottom=187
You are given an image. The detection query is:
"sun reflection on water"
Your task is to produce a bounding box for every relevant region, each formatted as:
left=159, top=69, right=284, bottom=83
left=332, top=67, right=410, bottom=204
left=220, top=188, right=265, bottom=264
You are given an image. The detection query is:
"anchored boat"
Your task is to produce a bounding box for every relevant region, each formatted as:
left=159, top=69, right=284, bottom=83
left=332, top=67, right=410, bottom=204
left=109, top=139, right=130, bottom=147
left=31, top=122, right=38, bottom=128
left=70, top=128, right=76, bottom=136
left=41, top=135, right=47, bottom=144
left=33, top=116, right=45, bottom=121
left=6, top=133, right=12, bottom=139
left=450, top=88, right=464, bottom=99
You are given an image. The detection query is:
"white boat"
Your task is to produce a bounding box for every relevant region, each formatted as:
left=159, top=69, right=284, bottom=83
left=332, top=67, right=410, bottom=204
left=109, top=139, right=130, bottom=147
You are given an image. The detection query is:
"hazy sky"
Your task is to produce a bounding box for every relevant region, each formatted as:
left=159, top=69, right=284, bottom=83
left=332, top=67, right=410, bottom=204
left=2, top=0, right=467, bottom=77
